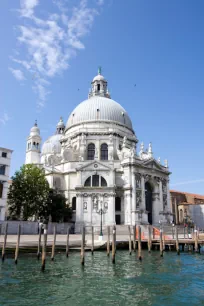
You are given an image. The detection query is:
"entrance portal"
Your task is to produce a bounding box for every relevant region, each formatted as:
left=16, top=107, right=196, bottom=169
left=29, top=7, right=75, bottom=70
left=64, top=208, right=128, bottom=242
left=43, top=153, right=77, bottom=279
left=145, top=182, right=153, bottom=224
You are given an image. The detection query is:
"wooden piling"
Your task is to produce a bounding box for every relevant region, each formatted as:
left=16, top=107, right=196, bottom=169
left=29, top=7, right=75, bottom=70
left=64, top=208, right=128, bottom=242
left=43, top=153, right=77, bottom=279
left=112, top=225, right=116, bottom=264
left=81, top=226, right=85, bottom=265
left=148, top=225, right=152, bottom=253
left=14, top=224, right=21, bottom=264
left=133, top=225, right=136, bottom=252
left=175, top=226, right=180, bottom=255
left=91, top=226, right=94, bottom=255
left=51, top=226, right=56, bottom=261
left=66, top=227, right=70, bottom=257
left=128, top=225, right=132, bottom=255
left=160, top=230, right=163, bottom=257
left=107, top=226, right=110, bottom=256
left=138, top=225, right=142, bottom=261
left=41, top=226, right=47, bottom=271
left=194, top=227, right=199, bottom=253
left=37, top=225, right=42, bottom=260
left=163, top=232, right=165, bottom=251
left=2, top=223, right=8, bottom=262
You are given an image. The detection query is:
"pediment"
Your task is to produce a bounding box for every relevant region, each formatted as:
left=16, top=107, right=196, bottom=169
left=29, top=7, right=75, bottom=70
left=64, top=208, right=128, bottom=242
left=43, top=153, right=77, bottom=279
left=77, top=160, right=112, bottom=171
left=142, top=159, right=166, bottom=171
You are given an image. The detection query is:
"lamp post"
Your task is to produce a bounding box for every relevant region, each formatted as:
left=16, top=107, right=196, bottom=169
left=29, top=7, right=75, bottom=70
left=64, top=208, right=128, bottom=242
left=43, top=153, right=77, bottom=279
left=96, top=201, right=108, bottom=241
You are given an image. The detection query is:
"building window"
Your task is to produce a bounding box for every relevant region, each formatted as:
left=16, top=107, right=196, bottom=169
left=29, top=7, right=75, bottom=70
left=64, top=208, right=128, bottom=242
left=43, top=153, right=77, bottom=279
left=92, top=175, right=99, bottom=187
left=72, top=197, right=76, bottom=211
left=101, top=143, right=108, bottom=160
left=88, top=143, right=95, bottom=160
left=115, top=197, right=121, bottom=211
left=2, top=152, right=7, bottom=158
left=84, top=176, right=91, bottom=187
left=0, top=182, right=3, bottom=198
left=101, top=176, right=107, bottom=187
left=97, top=84, right=100, bottom=91
left=84, top=175, right=107, bottom=187
left=0, top=165, right=6, bottom=175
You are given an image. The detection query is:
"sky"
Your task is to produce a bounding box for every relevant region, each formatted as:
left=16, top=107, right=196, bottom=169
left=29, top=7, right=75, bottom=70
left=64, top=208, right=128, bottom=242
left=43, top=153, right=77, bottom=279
left=0, top=0, right=204, bottom=194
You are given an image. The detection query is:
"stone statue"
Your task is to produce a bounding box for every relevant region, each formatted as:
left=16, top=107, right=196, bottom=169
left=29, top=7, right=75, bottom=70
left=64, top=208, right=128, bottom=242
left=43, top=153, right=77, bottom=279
left=109, top=134, right=113, bottom=143
left=164, top=159, right=168, bottom=168
left=122, top=136, right=127, bottom=147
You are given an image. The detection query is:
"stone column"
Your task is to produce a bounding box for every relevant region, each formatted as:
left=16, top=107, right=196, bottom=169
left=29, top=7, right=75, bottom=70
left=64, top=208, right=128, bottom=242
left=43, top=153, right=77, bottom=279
left=124, top=190, right=132, bottom=225
left=75, top=193, right=83, bottom=233
left=141, top=175, right=146, bottom=210
left=108, top=193, right=115, bottom=225
left=131, top=168, right=136, bottom=225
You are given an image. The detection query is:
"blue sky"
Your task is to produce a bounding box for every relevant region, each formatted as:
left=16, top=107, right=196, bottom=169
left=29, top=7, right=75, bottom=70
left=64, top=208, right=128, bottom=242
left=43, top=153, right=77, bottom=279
left=0, top=0, right=204, bottom=194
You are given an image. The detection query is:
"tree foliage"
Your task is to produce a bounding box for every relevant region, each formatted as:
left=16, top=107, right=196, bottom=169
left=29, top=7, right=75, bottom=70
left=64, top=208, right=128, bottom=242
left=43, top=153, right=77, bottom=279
left=8, top=164, right=50, bottom=220
left=46, top=189, right=72, bottom=222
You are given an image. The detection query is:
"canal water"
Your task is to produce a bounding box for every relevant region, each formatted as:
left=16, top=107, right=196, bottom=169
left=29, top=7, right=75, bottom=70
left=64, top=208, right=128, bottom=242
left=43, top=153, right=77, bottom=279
left=0, top=250, right=204, bottom=306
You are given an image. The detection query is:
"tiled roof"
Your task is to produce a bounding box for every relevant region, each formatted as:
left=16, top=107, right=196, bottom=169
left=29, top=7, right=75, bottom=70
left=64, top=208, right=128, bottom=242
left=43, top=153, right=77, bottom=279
left=170, top=190, right=204, bottom=204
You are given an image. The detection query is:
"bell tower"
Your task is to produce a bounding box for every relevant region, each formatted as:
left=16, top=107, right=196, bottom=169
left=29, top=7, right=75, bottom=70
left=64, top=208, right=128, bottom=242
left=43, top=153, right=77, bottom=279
left=25, top=121, right=42, bottom=164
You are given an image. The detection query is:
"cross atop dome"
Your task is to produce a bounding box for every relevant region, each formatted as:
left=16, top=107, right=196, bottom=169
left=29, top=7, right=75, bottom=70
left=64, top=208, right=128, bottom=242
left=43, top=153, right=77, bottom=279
left=89, top=68, right=111, bottom=99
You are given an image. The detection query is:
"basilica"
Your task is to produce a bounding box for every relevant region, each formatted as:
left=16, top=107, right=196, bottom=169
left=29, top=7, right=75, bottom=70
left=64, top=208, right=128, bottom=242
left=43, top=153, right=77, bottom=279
left=25, top=69, right=172, bottom=231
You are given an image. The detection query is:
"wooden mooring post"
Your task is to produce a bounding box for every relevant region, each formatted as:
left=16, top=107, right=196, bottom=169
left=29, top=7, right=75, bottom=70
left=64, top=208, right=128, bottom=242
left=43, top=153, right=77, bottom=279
left=107, top=226, right=110, bottom=256
left=194, top=226, right=199, bottom=253
left=81, top=226, right=85, bottom=265
left=91, top=226, right=94, bottom=255
left=51, top=226, right=56, bottom=261
left=2, top=223, right=8, bottom=262
left=41, top=225, right=48, bottom=272
left=128, top=225, right=132, bottom=255
left=66, top=227, right=70, bottom=257
left=138, top=225, right=142, bottom=261
left=37, top=225, right=42, bottom=260
left=133, top=225, right=136, bottom=252
left=112, top=225, right=116, bottom=264
left=148, top=225, right=152, bottom=253
left=175, top=226, right=180, bottom=255
left=14, top=224, right=21, bottom=264
left=160, top=229, right=163, bottom=257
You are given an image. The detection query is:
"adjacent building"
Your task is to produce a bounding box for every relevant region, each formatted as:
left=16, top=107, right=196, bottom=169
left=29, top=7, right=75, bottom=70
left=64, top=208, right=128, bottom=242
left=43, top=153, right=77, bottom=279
left=170, top=190, right=204, bottom=227
left=25, top=69, right=172, bottom=230
left=0, top=147, right=13, bottom=220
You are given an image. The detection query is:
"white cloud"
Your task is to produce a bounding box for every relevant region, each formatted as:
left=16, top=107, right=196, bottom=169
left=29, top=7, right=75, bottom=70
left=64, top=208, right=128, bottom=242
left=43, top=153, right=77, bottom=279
left=171, top=179, right=204, bottom=186
left=9, top=67, right=25, bottom=81
left=0, top=112, right=10, bottom=125
left=10, top=0, right=103, bottom=108
left=20, top=0, right=39, bottom=17
left=97, top=0, right=104, bottom=6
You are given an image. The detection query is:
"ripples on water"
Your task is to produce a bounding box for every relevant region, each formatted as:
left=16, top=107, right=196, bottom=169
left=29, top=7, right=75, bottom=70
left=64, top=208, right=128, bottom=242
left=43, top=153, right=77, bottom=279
left=0, top=251, right=204, bottom=306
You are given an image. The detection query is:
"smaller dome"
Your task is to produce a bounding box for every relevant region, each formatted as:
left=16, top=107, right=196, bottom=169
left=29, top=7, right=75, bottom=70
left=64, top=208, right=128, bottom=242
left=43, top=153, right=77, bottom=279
left=92, top=74, right=105, bottom=82
left=57, top=117, right=65, bottom=129
left=41, top=134, right=62, bottom=155
left=30, top=121, right=40, bottom=136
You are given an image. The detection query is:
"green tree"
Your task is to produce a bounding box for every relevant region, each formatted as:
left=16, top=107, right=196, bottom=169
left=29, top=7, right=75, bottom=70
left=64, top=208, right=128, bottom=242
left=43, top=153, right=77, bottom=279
left=46, top=189, right=72, bottom=222
left=8, top=164, right=50, bottom=220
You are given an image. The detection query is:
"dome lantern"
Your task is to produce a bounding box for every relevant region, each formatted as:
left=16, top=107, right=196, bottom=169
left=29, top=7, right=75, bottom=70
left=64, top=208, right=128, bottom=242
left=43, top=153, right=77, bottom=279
left=56, top=116, right=65, bottom=134
left=89, top=67, right=110, bottom=99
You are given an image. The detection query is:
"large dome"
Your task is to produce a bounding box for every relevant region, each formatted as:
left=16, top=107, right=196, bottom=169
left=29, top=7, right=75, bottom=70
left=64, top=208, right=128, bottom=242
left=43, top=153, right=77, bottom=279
left=66, top=96, right=133, bottom=130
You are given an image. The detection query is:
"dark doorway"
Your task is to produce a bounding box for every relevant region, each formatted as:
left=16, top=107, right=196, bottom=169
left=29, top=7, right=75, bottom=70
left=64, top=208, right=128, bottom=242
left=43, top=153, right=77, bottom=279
left=116, top=215, right=121, bottom=225
left=145, top=182, right=153, bottom=224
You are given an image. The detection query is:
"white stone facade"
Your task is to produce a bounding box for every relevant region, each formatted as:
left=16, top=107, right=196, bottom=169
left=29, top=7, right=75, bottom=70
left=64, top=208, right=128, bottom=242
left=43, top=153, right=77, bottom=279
left=25, top=69, right=172, bottom=230
left=0, top=147, right=13, bottom=220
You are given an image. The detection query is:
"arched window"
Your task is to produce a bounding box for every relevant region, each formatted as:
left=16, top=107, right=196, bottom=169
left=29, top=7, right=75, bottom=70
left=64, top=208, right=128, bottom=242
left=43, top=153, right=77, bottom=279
left=101, top=176, right=107, bottom=187
left=84, top=177, right=91, bottom=186
left=84, top=175, right=107, bottom=187
left=97, top=84, right=100, bottom=91
left=92, top=175, right=99, bottom=187
left=72, top=197, right=76, bottom=211
left=88, top=143, right=95, bottom=160
left=179, top=209, right=183, bottom=223
left=0, top=182, right=3, bottom=198
left=101, top=143, right=108, bottom=160
left=115, top=197, right=121, bottom=211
